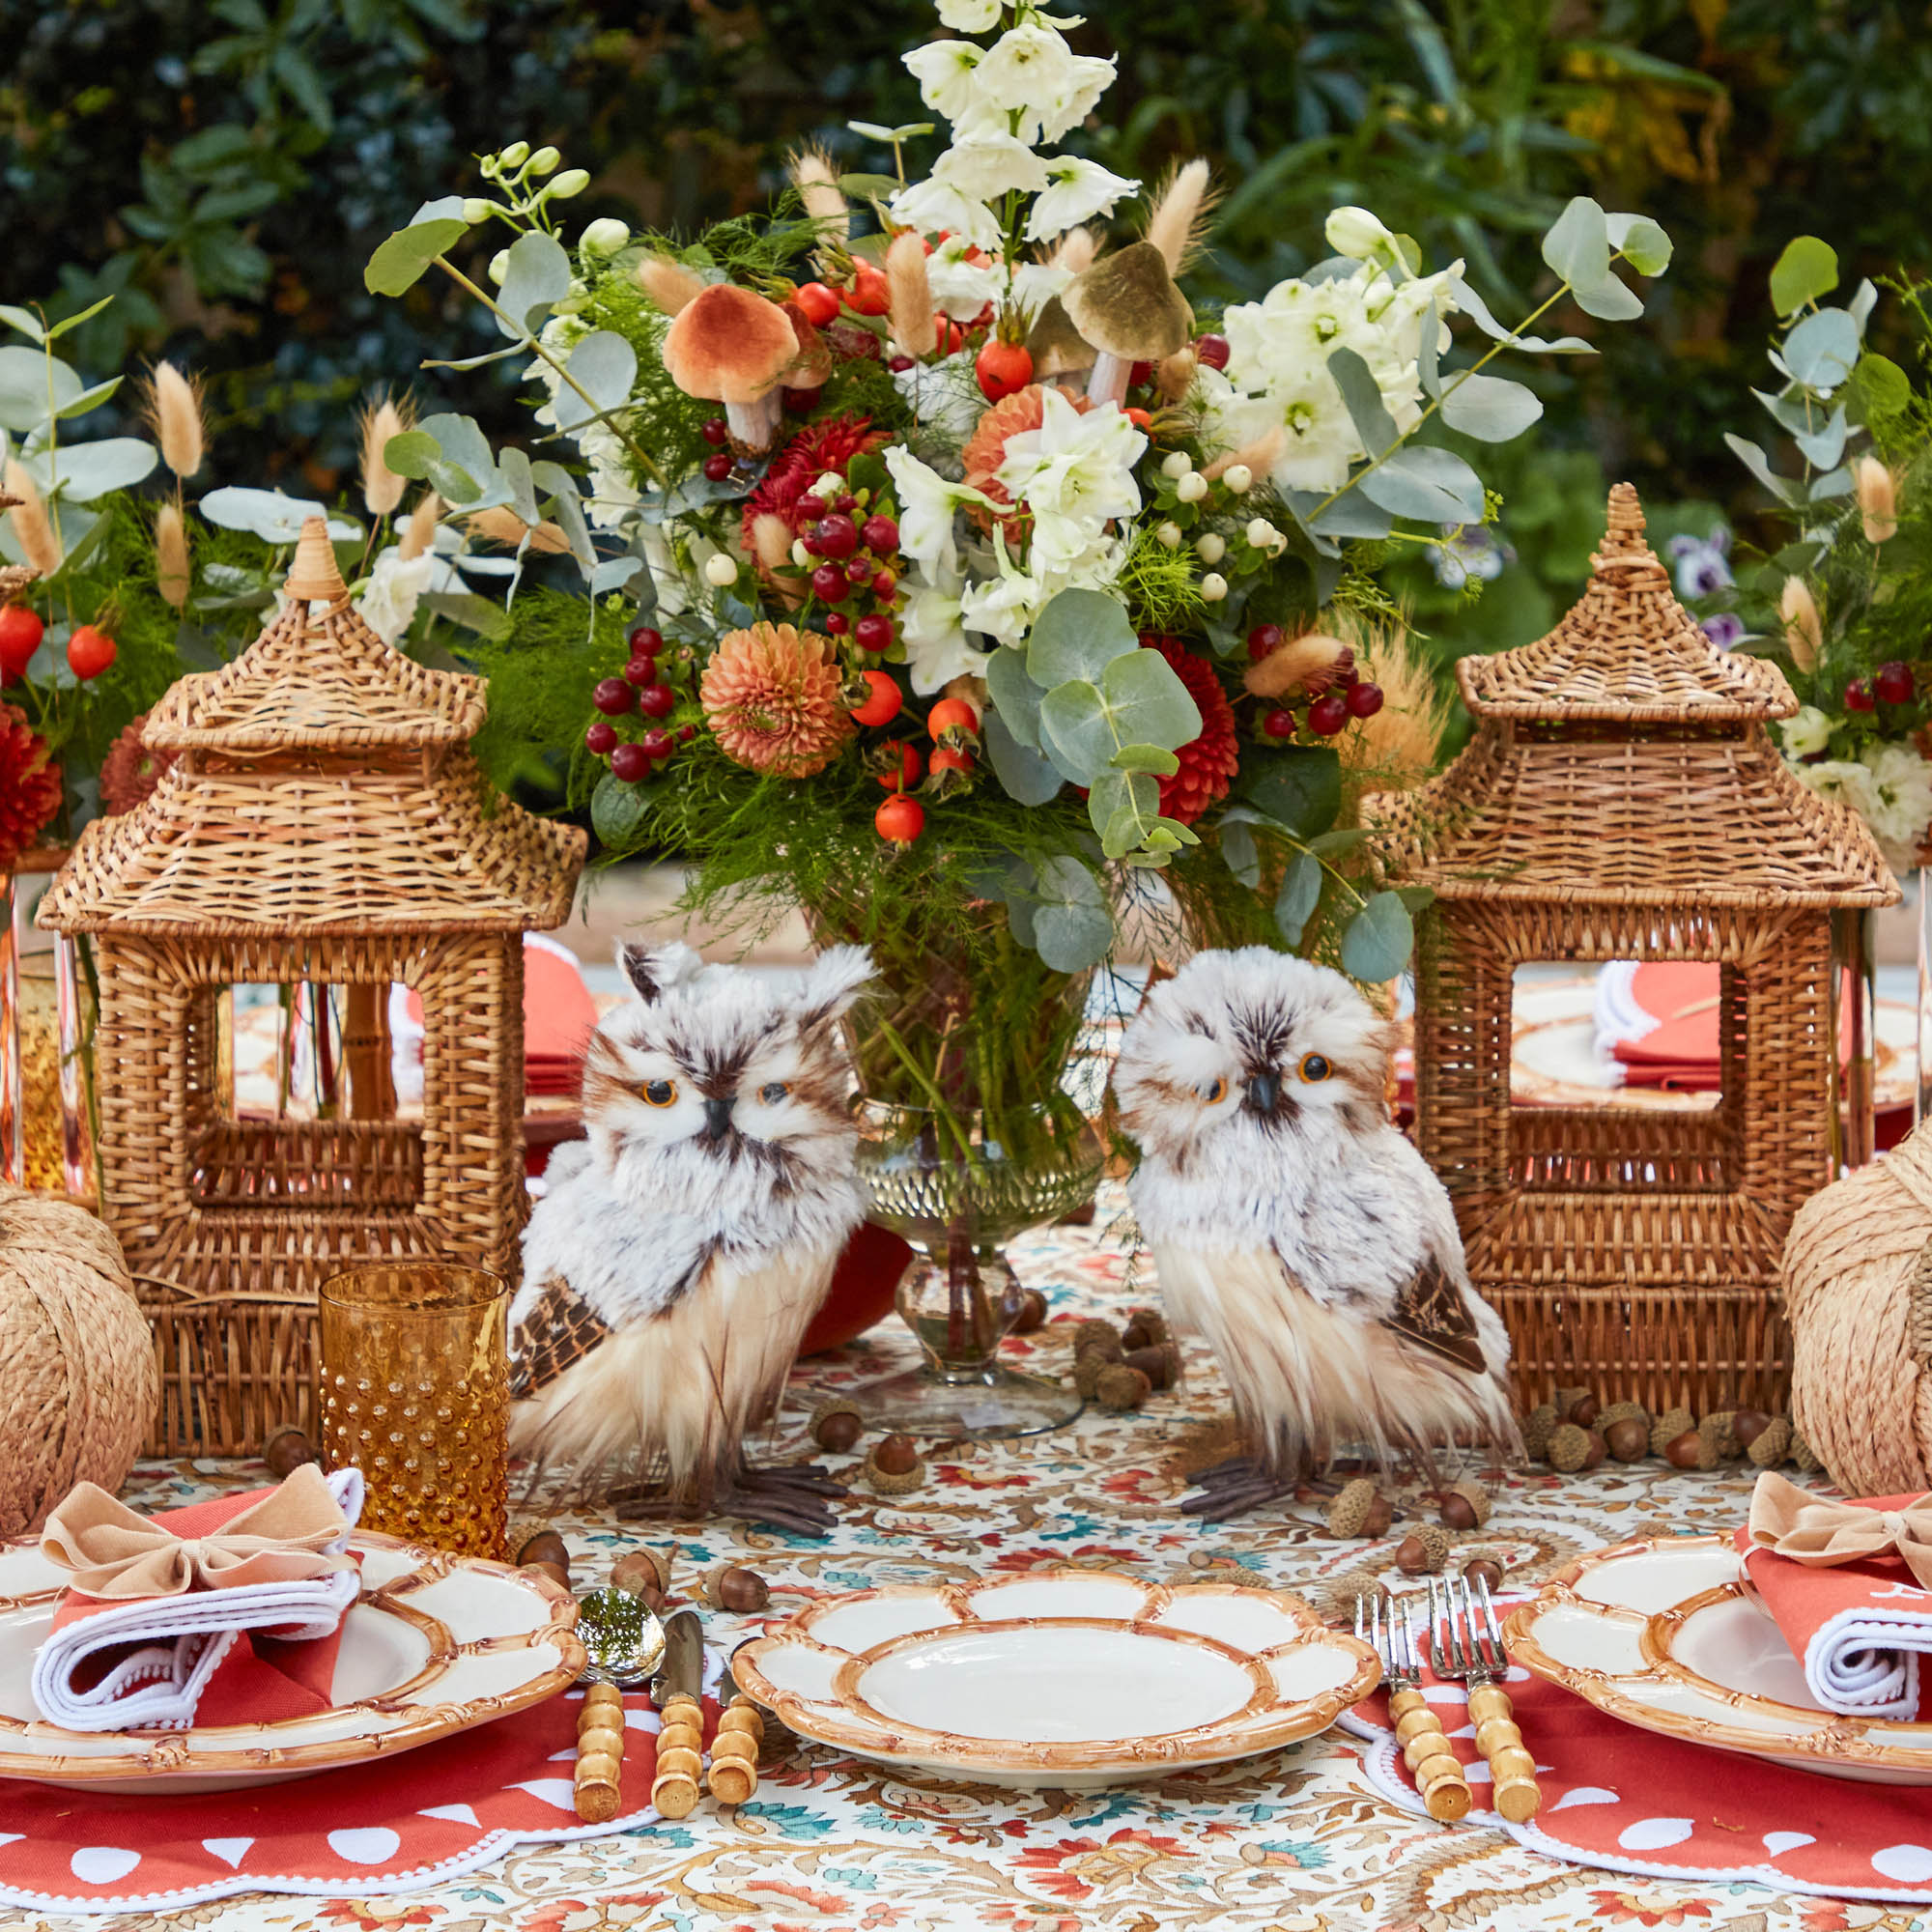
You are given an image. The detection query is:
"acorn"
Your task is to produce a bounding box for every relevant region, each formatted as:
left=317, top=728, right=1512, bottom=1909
left=1010, top=1288, right=1048, bottom=1335
left=1096, top=1363, right=1151, bottom=1411
left=1568, top=1394, right=1602, bottom=1431
left=611, top=1548, right=669, bottom=1598
left=1395, top=1524, right=1453, bottom=1575
left=1322, top=1570, right=1388, bottom=1621
left=1122, top=1307, right=1168, bottom=1350
left=1731, top=1407, right=1772, bottom=1452
left=865, top=1435, right=925, bottom=1494
left=523, top=1560, right=570, bottom=1591
left=1462, top=1555, right=1506, bottom=1594
left=1699, top=1411, right=1741, bottom=1461
left=1579, top=1429, right=1607, bottom=1469
left=1547, top=1423, right=1593, bottom=1473
left=1650, top=1407, right=1694, bottom=1457
left=264, top=1428, right=318, bottom=1479
left=1605, top=1416, right=1650, bottom=1463
left=1073, top=1320, right=1122, bottom=1362
left=1602, top=1401, right=1649, bottom=1430
left=1521, top=1404, right=1559, bottom=1462
left=1326, top=1477, right=1392, bottom=1540
left=709, top=1565, right=770, bottom=1613
left=1439, top=1481, right=1491, bottom=1531
left=516, top=1529, right=570, bottom=1574
left=1073, top=1350, right=1112, bottom=1399
left=1123, top=1343, right=1181, bottom=1391
left=1664, top=1429, right=1717, bottom=1471
left=810, top=1399, right=866, bottom=1454
left=1747, top=1415, right=1793, bottom=1468
left=1554, top=1386, right=1591, bottom=1420
left=1791, top=1425, right=1822, bottom=1474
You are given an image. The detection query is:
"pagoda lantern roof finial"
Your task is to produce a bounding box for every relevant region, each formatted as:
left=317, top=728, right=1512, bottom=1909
left=283, top=516, right=348, bottom=604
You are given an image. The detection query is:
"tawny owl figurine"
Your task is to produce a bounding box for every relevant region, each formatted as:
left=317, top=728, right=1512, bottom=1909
left=508, top=939, right=873, bottom=1534
left=1114, top=948, right=1519, bottom=1517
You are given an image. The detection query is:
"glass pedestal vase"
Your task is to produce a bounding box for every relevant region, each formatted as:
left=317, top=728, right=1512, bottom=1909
left=850, top=1101, right=1102, bottom=1438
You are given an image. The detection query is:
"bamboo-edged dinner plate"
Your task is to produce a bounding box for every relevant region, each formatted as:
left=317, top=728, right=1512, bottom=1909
left=1507, top=1535, right=1932, bottom=1784
left=732, top=1567, right=1378, bottom=1789
left=0, top=1530, right=583, bottom=1792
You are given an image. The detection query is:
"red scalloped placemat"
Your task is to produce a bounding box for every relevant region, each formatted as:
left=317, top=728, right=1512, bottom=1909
left=0, top=1688, right=717, bottom=1914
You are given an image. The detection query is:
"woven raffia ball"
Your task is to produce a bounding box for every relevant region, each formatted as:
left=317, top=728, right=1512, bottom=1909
left=1783, top=1122, right=1932, bottom=1492
left=0, top=1187, right=157, bottom=1534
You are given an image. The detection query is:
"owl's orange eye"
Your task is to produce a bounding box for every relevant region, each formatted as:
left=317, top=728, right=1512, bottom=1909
left=1199, top=1076, right=1228, bottom=1103
left=1298, top=1053, right=1332, bottom=1083
left=639, top=1079, right=677, bottom=1107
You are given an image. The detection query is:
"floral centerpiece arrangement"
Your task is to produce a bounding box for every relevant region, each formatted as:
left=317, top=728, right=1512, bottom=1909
left=1710, top=238, right=1932, bottom=873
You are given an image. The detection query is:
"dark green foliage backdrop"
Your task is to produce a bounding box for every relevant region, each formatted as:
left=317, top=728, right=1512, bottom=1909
left=3, top=0, right=1925, bottom=621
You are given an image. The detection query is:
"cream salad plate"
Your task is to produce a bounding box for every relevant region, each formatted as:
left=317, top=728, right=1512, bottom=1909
left=0, top=1530, right=584, bottom=1791
left=1508, top=1535, right=1932, bottom=1784
left=732, top=1567, right=1378, bottom=1788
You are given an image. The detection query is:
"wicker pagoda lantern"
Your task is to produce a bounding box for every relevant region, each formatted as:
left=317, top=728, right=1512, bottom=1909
left=39, top=520, right=585, bottom=1447
left=1370, top=484, right=1896, bottom=1414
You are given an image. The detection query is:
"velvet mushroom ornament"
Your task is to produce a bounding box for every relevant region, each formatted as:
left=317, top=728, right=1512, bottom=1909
left=1061, top=242, right=1194, bottom=410
left=661, top=284, right=801, bottom=456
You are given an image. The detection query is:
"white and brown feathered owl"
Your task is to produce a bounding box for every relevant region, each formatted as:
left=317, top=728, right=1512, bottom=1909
left=508, top=939, right=873, bottom=1534
left=1114, top=947, right=1519, bottom=1517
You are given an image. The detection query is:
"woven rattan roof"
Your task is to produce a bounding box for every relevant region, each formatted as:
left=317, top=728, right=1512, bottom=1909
left=143, top=522, right=485, bottom=753
left=1457, top=485, right=1798, bottom=724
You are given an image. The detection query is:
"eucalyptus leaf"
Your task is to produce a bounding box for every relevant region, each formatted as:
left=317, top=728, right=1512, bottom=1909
left=1769, top=236, right=1837, bottom=317
left=495, top=231, right=572, bottom=338
left=1326, top=346, right=1399, bottom=458
left=838, top=173, right=902, bottom=201
left=1358, top=444, right=1486, bottom=524
left=1568, top=270, right=1643, bottom=322
left=1850, top=278, right=1879, bottom=335
left=1089, top=769, right=1162, bottom=858
left=1339, top=890, right=1415, bottom=982
left=0, top=346, right=81, bottom=433
left=550, top=330, right=638, bottom=433
left=199, top=486, right=360, bottom=544
left=1782, top=308, right=1861, bottom=391
left=383, top=429, right=440, bottom=479
left=1220, top=817, right=1261, bottom=889
left=52, top=376, right=122, bottom=420
left=1239, top=745, right=1341, bottom=838
left=1308, top=828, right=1368, bottom=857
left=1605, top=212, right=1672, bottom=277
left=1750, top=387, right=1822, bottom=437
left=29, top=437, right=156, bottom=500
left=1792, top=405, right=1848, bottom=471
left=1808, top=465, right=1853, bottom=501
left=983, top=710, right=1065, bottom=805
left=1293, top=492, right=1391, bottom=540
left=364, top=217, right=468, bottom=298
left=420, top=590, right=512, bottom=639
left=1448, top=277, right=1594, bottom=355
left=1274, top=852, right=1323, bottom=948
left=1855, top=354, right=1913, bottom=420
left=1724, top=433, right=1802, bottom=506
left=1026, top=586, right=1141, bottom=686
left=0, top=306, right=45, bottom=343
left=1110, top=742, right=1180, bottom=776
left=550, top=484, right=596, bottom=572
left=498, top=445, right=539, bottom=526
left=1027, top=857, right=1114, bottom=973
left=985, top=646, right=1044, bottom=750
left=1438, top=372, right=1542, bottom=440
left=1540, top=196, right=1611, bottom=289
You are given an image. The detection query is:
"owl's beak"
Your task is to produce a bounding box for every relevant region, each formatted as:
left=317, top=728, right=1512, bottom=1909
left=1244, top=1071, right=1281, bottom=1117
left=701, top=1094, right=736, bottom=1141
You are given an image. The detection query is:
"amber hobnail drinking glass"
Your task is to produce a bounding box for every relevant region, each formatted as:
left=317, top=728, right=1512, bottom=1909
left=318, top=1263, right=510, bottom=1559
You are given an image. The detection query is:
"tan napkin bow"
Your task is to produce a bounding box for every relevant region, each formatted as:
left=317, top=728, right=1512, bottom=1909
left=1747, top=1470, right=1932, bottom=1592
left=42, top=1463, right=355, bottom=1600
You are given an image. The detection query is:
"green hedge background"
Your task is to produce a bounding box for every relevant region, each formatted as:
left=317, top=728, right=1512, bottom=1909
left=4, top=0, right=1926, bottom=649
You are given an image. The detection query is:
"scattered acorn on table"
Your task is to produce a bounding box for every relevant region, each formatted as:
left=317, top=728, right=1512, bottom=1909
left=864, top=1432, right=926, bottom=1494
left=1522, top=1385, right=1809, bottom=1477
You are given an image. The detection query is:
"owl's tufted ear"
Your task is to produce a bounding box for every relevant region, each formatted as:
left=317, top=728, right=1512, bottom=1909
left=795, top=945, right=875, bottom=1031
left=615, top=939, right=703, bottom=1004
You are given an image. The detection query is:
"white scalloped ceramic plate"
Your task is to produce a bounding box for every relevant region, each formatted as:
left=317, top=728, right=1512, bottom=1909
left=1507, top=1535, right=1932, bottom=1784
left=0, top=1530, right=584, bottom=1791
left=733, top=1568, right=1378, bottom=1788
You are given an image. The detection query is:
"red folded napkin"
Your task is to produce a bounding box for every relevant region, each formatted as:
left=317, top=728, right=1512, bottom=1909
left=1611, top=962, right=1854, bottom=1090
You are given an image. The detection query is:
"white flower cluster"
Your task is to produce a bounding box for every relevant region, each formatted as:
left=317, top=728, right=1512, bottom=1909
left=886, top=385, right=1147, bottom=688
left=1789, top=737, right=1932, bottom=872
left=528, top=313, right=642, bottom=531
left=1199, top=208, right=1462, bottom=495
left=892, top=0, right=1137, bottom=321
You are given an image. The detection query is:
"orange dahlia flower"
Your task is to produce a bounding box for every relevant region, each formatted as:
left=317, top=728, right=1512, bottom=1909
left=699, top=622, right=853, bottom=777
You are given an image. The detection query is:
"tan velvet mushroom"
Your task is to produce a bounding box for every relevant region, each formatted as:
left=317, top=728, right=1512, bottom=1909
left=1061, top=241, right=1194, bottom=410
left=660, top=284, right=799, bottom=455
left=1025, top=295, right=1097, bottom=388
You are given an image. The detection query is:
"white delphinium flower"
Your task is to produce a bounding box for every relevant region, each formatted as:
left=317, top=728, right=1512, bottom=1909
left=1324, top=206, right=1401, bottom=264
left=888, top=177, right=1003, bottom=252
left=360, top=545, right=435, bottom=644
left=579, top=418, right=642, bottom=529
left=1862, top=742, right=1932, bottom=871
left=974, top=22, right=1082, bottom=119
left=901, top=569, right=993, bottom=694
left=936, top=0, right=1002, bottom=29
left=1009, top=258, right=1074, bottom=312
left=1026, top=156, right=1138, bottom=240
left=904, top=40, right=986, bottom=123
left=884, top=444, right=999, bottom=581
left=1035, top=53, right=1116, bottom=143
left=927, top=236, right=1002, bottom=321
left=934, top=132, right=1050, bottom=202
left=1779, top=706, right=1834, bottom=759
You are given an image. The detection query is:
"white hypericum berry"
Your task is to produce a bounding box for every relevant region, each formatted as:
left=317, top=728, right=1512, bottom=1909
left=791, top=539, right=812, bottom=568
left=1160, top=450, right=1194, bottom=480
left=704, top=553, right=740, bottom=586
left=488, top=249, right=511, bottom=285
left=1201, top=571, right=1229, bottom=602
left=1156, top=521, right=1183, bottom=549
left=1175, top=472, right=1208, bottom=503
left=812, top=471, right=844, bottom=499
left=1196, top=532, right=1227, bottom=565
left=1246, top=518, right=1285, bottom=553
left=1224, top=464, right=1254, bottom=494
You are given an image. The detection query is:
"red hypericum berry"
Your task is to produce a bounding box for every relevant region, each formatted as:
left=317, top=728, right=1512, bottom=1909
left=0, top=604, right=44, bottom=678
left=888, top=355, right=916, bottom=373
left=876, top=741, right=922, bottom=790
left=702, top=453, right=733, bottom=482
left=699, top=418, right=728, bottom=447
left=811, top=563, right=850, bottom=604
left=875, top=794, right=924, bottom=843
left=863, top=513, right=899, bottom=554
left=1308, top=692, right=1350, bottom=736
left=802, top=532, right=825, bottom=556
left=1128, top=358, right=1153, bottom=387
left=1195, top=333, right=1231, bottom=371
left=583, top=720, right=618, bottom=755
left=610, top=742, right=651, bottom=782
left=795, top=281, right=842, bottom=328
left=66, top=623, right=117, bottom=680
left=627, top=625, right=663, bottom=655
left=639, top=726, right=672, bottom=760
left=815, top=513, right=858, bottom=559
left=639, top=683, right=676, bottom=719
left=781, top=384, right=824, bottom=413
left=975, top=338, right=1034, bottom=402
left=872, top=569, right=897, bottom=599
left=850, top=668, right=902, bottom=726
left=855, top=613, right=895, bottom=653
left=1877, top=661, right=1915, bottom=705
left=1347, top=681, right=1385, bottom=719
left=1262, top=708, right=1297, bottom=741
left=1247, top=622, right=1284, bottom=662
left=834, top=494, right=858, bottom=514
left=845, top=555, right=872, bottom=583
left=592, top=676, right=636, bottom=716
left=1846, top=679, right=1877, bottom=713
left=1138, top=630, right=1159, bottom=648
left=677, top=724, right=696, bottom=743
left=796, top=496, right=826, bottom=524
left=824, top=611, right=850, bottom=635
left=623, top=655, right=657, bottom=687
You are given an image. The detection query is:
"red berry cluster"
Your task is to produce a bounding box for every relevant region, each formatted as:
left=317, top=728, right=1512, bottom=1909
left=799, top=496, right=902, bottom=656
left=1846, top=662, right=1916, bottom=714
left=582, top=626, right=696, bottom=781
left=1247, top=622, right=1383, bottom=742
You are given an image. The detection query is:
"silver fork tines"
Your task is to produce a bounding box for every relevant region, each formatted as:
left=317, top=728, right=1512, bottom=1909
left=1467, top=1572, right=1508, bottom=1680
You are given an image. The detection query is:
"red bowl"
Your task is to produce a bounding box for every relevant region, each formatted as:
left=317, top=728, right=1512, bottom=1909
left=799, top=1221, right=912, bottom=1355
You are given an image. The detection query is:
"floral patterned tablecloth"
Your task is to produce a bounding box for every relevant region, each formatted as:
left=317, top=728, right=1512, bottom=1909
left=52, top=1200, right=1866, bottom=1932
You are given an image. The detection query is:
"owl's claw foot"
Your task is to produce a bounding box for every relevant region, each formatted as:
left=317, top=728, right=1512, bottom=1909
left=613, top=1461, right=847, bottom=1538
left=1179, top=1454, right=1297, bottom=1520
